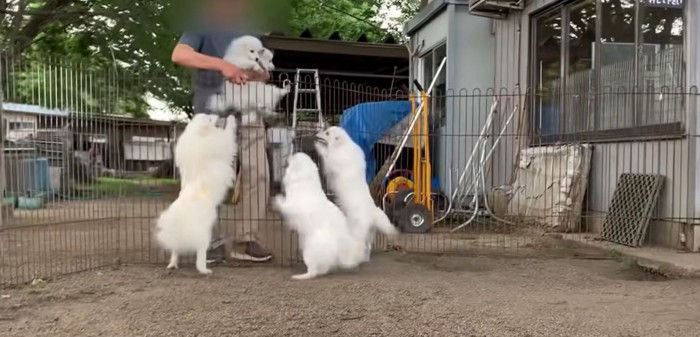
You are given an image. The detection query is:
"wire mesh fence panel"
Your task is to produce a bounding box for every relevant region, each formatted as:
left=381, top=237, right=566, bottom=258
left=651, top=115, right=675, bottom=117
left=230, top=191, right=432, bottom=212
left=345, top=84, right=698, bottom=256
left=0, top=54, right=187, bottom=284
left=1, top=51, right=698, bottom=286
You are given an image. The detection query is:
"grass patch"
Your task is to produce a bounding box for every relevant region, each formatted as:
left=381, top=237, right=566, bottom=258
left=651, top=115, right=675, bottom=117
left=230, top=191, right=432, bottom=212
left=74, top=177, right=179, bottom=197
left=99, top=177, right=179, bottom=186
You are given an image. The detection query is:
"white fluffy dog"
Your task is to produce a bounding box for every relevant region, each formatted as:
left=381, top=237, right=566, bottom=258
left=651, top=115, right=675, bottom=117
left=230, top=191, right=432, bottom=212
left=273, top=152, right=365, bottom=280
left=314, top=126, right=398, bottom=261
left=207, top=35, right=290, bottom=124
left=174, top=113, right=222, bottom=189
left=222, top=34, right=268, bottom=72
left=254, top=48, right=275, bottom=72
left=156, top=114, right=237, bottom=275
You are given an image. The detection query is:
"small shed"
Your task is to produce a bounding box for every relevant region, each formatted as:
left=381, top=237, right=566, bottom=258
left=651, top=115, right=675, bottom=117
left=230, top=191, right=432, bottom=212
left=262, top=31, right=410, bottom=116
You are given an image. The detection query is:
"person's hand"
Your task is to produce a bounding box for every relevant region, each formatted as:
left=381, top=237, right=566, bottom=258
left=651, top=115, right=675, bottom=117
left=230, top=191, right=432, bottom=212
left=246, top=69, right=271, bottom=81
left=219, top=61, right=248, bottom=84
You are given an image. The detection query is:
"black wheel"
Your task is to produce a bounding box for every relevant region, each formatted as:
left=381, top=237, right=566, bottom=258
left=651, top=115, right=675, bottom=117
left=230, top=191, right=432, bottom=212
left=399, top=203, right=432, bottom=233
left=394, top=189, right=414, bottom=206
left=389, top=189, right=413, bottom=222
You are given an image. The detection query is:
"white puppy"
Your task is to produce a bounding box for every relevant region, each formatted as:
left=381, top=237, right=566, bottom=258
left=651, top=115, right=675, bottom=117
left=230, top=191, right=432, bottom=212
left=314, top=126, right=398, bottom=262
left=273, top=152, right=365, bottom=280
left=156, top=115, right=237, bottom=275
left=256, top=48, right=275, bottom=71
left=222, top=35, right=267, bottom=72
left=207, top=35, right=290, bottom=124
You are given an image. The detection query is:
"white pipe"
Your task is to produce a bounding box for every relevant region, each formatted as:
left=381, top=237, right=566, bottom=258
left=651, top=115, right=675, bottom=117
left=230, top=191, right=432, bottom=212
left=450, top=98, right=498, bottom=201
left=435, top=98, right=498, bottom=221
left=383, top=57, right=447, bottom=180
left=451, top=104, right=518, bottom=232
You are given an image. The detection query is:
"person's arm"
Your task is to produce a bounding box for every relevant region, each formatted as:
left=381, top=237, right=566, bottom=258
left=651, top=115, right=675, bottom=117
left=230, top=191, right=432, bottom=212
left=171, top=44, right=228, bottom=72
left=171, top=32, right=248, bottom=84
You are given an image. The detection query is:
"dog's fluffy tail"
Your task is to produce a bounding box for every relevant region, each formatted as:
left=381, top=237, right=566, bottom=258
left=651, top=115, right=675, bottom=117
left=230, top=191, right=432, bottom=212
left=156, top=165, right=231, bottom=253
left=372, top=207, right=398, bottom=236
left=155, top=193, right=218, bottom=253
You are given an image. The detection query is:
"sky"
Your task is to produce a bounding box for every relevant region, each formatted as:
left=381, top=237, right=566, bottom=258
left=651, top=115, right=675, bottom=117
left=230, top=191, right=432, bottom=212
left=146, top=94, right=188, bottom=121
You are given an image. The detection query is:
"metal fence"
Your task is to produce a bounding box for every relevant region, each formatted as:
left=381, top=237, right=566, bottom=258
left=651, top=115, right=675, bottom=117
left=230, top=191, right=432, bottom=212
left=0, top=54, right=698, bottom=286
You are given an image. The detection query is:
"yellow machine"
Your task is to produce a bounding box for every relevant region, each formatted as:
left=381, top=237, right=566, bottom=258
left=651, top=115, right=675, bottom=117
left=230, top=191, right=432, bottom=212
left=391, top=91, right=433, bottom=233
left=386, top=175, right=413, bottom=201
left=411, top=91, right=433, bottom=213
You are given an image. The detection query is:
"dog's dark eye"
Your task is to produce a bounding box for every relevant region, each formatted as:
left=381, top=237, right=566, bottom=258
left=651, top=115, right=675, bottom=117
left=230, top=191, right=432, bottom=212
left=325, top=131, right=329, bottom=136
left=250, top=49, right=255, bottom=53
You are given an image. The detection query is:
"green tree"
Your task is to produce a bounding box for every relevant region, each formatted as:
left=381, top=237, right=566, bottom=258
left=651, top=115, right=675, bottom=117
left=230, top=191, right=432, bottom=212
left=1, top=0, right=188, bottom=117
left=287, top=0, right=385, bottom=41
left=1, top=0, right=419, bottom=118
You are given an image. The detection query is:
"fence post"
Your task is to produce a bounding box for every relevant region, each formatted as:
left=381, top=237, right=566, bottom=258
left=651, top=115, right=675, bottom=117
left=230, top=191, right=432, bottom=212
left=0, top=79, right=5, bottom=228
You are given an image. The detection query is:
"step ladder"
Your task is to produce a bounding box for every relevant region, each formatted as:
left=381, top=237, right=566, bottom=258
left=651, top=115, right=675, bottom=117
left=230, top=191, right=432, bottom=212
left=267, top=69, right=323, bottom=185
left=292, top=68, right=325, bottom=130
left=290, top=68, right=325, bottom=155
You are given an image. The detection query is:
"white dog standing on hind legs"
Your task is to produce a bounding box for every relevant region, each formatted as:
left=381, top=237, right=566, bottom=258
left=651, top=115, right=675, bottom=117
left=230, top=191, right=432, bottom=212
left=314, top=126, right=399, bottom=262
left=155, top=114, right=238, bottom=275
left=174, top=113, right=224, bottom=189
left=273, top=152, right=365, bottom=280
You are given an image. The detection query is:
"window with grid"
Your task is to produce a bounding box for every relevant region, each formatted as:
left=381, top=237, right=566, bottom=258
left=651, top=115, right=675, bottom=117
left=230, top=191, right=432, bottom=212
left=531, top=0, right=686, bottom=141
left=420, top=43, right=447, bottom=127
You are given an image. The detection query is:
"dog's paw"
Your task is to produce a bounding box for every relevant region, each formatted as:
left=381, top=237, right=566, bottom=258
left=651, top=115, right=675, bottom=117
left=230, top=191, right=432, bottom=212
left=385, top=227, right=400, bottom=237
left=197, top=268, right=213, bottom=275
left=291, top=273, right=316, bottom=280
left=281, top=79, right=292, bottom=92
left=272, top=195, right=285, bottom=211
left=207, top=97, right=226, bottom=113
left=225, top=115, right=237, bottom=130
left=252, top=62, right=265, bottom=73
left=166, top=263, right=178, bottom=270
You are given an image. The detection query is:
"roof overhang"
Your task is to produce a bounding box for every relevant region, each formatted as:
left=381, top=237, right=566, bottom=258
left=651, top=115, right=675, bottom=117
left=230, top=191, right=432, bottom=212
left=261, top=35, right=408, bottom=58
left=403, top=0, right=470, bottom=35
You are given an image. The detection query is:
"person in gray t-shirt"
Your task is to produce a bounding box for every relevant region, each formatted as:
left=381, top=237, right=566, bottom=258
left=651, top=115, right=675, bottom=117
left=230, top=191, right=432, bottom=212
left=172, top=0, right=273, bottom=262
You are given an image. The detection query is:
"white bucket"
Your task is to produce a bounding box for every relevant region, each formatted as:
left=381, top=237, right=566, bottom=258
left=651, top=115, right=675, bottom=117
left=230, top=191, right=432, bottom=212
left=266, top=127, right=294, bottom=183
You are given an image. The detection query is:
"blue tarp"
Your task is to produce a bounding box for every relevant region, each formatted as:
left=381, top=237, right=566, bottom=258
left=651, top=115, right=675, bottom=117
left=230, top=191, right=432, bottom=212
left=339, top=100, right=413, bottom=183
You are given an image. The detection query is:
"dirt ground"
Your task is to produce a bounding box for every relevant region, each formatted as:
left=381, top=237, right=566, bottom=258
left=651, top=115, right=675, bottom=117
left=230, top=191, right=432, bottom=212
left=1, top=250, right=700, bottom=337
left=0, top=196, right=528, bottom=285
left=3, top=197, right=700, bottom=336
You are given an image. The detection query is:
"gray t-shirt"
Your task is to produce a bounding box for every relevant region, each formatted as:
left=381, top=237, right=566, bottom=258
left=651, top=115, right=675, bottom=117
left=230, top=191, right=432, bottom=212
left=178, top=27, right=256, bottom=113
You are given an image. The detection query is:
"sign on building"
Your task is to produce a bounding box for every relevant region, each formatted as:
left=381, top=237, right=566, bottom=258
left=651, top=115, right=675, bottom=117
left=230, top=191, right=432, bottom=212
left=643, top=0, right=684, bottom=9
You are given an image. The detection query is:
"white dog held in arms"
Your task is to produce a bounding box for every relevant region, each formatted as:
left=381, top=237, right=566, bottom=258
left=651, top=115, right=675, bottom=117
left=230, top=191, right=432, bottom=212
left=155, top=114, right=238, bottom=275
left=273, top=152, right=365, bottom=280
left=314, top=126, right=398, bottom=261
left=206, top=35, right=290, bottom=124
left=221, top=35, right=269, bottom=72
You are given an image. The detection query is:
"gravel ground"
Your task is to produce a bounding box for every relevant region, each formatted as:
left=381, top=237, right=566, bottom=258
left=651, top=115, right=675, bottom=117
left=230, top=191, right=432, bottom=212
left=1, top=251, right=699, bottom=337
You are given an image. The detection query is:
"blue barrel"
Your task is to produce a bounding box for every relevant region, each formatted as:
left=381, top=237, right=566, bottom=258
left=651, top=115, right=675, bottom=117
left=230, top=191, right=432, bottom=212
left=23, top=157, right=50, bottom=195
